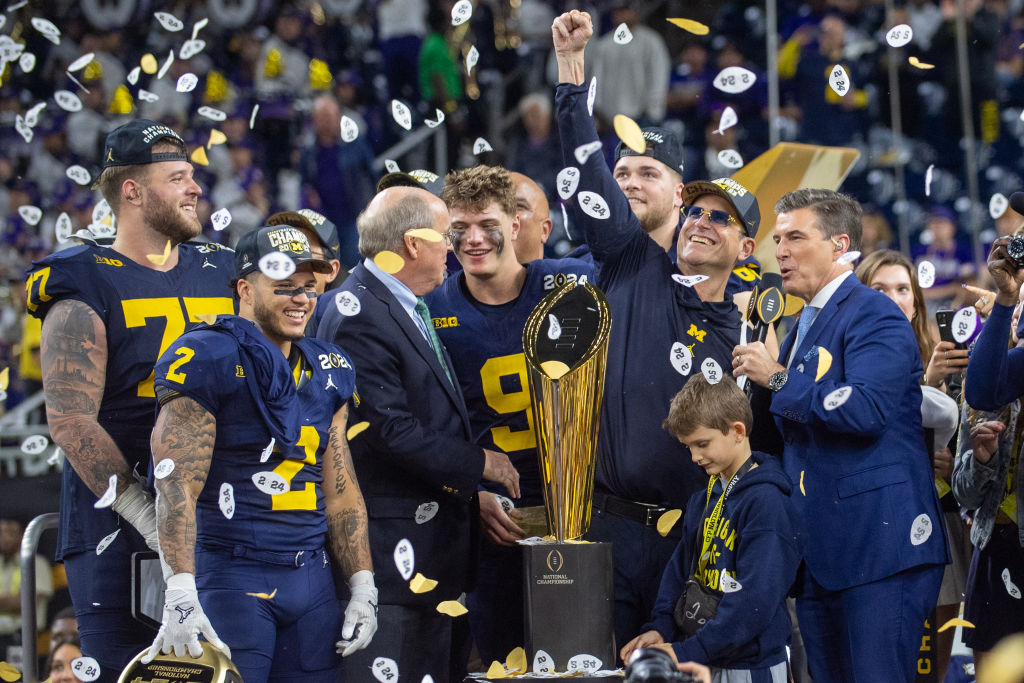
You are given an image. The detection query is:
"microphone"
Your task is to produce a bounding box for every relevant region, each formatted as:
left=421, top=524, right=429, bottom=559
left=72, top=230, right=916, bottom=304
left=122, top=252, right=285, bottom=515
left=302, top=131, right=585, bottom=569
left=1010, top=191, right=1024, bottom=216
left=748, top=272, right=784, bottom=344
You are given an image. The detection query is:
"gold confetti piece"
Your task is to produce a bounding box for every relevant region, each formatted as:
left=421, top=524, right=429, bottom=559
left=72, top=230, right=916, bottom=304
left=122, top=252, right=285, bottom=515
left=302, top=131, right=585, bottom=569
left=978, top=632, right=1024, bottom=683
left=937, top=617, right=975, bottom=633
left=195, top=313, right=218, bottom=325
left=666, top=18, right=709, bottom=35
left=0, top=367, right=9, bottom=391
left=436, top=600, right=468, bottom=617
left=374, top=250, right=405, bottom=274
left=245, top=588, right=278, bottom=599
left=613, top=114, right=646, bottom=155
left=0, top=661, right=20, bottom=682
left=485, top=661, right=507, bottom=679
left=799, top=470, right=806, bottom=496
left=347, top=421, right=370, bottom=440
left=1019, top=41, right=1024, bottom=49
left=406, top=228, right=443, bottom=242
left=540, top=360, right=570, bottom=379
left=190, top=146, right=209, bottom=166
left=783, top=294, right=805, bottom=317
left=908, top=56, right=934, bottom=69
left=409, top=572, right=438, bottom=593
left=146, top=240, right=172, bottom=265
left=140, top=53, right=158, bottom=74
left=505, top=647, right=527, bottom=674
left=815, top=348, right=832, bottom=381
left=656, top=509, right=682, bottom=537
left=208, top=129, right=227, bottom=147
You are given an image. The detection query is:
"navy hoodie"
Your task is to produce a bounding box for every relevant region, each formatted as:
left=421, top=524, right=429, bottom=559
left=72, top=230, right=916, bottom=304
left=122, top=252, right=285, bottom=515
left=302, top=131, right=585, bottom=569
left=643, top=451, right=801, bottom=669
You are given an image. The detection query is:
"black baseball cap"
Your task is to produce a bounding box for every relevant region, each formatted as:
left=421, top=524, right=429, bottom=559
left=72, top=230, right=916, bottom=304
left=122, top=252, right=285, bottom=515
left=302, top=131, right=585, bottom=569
left=613, top=127, right=684, bottom=178
left=235, top=225, right=333, bottom=278
left=266, top=209, right=341, bottom=262
left=682, top=177, right=761, bottom=238
left=101, top=119, right=188, bottom=170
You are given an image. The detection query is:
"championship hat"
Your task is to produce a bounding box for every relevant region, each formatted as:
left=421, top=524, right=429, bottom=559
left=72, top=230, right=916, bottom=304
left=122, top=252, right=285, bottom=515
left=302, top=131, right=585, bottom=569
left=613, top=127, right=685, bottom=178
left=681, top=177, right=761, bottom=238
left=235, top=225, right=333, bottom=278
left=101, top=119, right=188, bottom=170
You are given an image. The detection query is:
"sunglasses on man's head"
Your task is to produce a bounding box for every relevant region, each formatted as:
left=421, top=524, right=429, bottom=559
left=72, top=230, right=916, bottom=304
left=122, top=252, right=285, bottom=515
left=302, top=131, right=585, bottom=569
left=682, top=205, right=739, bottom=228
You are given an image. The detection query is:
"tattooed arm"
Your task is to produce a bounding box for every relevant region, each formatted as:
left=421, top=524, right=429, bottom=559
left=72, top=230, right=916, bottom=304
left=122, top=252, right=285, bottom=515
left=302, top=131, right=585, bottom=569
left=323, top=403, right=372, bottom=578
left=151, top=396, right=216, bottom=575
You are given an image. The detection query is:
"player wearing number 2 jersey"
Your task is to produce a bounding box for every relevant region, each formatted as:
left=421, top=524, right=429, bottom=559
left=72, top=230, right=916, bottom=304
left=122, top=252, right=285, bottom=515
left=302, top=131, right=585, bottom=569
left=27, top=120, right=235, bottom=683
left=147, top=226, right=376, bottom=683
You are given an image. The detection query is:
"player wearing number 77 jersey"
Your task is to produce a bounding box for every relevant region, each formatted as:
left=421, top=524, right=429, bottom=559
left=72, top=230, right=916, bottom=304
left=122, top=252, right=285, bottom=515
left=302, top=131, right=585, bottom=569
left=147, top=226, right=376, bottom=683
left=26, top=119, right=235, bottom=683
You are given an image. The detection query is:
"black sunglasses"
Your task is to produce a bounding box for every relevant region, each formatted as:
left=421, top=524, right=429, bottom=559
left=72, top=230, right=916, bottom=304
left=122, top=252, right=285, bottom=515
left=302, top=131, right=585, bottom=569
left=273, top=286, right=318, bottom=299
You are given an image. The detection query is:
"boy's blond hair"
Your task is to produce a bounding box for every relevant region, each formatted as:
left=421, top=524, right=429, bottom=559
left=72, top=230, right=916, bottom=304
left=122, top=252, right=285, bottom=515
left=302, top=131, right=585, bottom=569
left=662, top=374, right=753, bottom=437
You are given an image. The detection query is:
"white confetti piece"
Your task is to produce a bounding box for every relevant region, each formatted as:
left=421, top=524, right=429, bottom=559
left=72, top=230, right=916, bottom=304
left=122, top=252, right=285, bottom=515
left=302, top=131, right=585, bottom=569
left=391, top=99, right=412, bottom=130
left=55, top=212, right=73, bottom=242
left=90, top=222, right=115, bottom=239
left=21, top=434, right=48, bottom=454
left=251, top=471, right=289, bottom=495
left=175, top=73, right=198, bottom=92
left=70, top=657, right=100, bottom=682
left=828, top=64, right=851, bottom=96
left=472, top=137, right=492, bottom=154
left=258, top=251, right=296, bottom=280
left=0, top=15, right=5, bottom=30
left=153, top=458, right=175, bottom=479
left=372, top=658, right=399, bottom=683
left=154, top=11, right=184, bottom=32
left=210, top=208, right=231, bottom=231
left=0, top=35, right=23, bottom=62
left=671, top=273, right=709, bottom=287
left=157, top=51, right=175, bottom=80
left=191, top=17, right=209, bottom=41
left=335, top=291, right=362, bottom=317
left=717, top=149, right=743, bottom=169
left=917, top=261, right=935, bottom=288
left=925, top=165, right=934, bottom=196
left=15, top=115, right=33, bottom=143
left=574, top=140, right=603, bottom=165
left=137, top=89, right=159, bottom=103
left=94, top=474, right=117, bottom=509
left=567, top=655, right=602, bottom=673
left=465, top=45, right=479, bottom=74
left=952, top=306, right=977, bottom=343
left=1002, top=568, right=1021, bottom=599
left=66, top=165, right=92, bottom=186
left=587, top=76, right=597, bottom=117
left=92, top=199, right=111, bottom=223
left=990, top=193, right=1009, bottom=219
left=577, top=191, right=610, bottom=219
left=451, top=0, right=472, bottom=25
left=425, top=108, right=445, bottom=128
left=561, top=203, right=571, bottom=242
left=719, top=571, right=742, bottom=593
left=260, top=438, right=275, bottom=463
left=249, top=104, right=259, bottom=129
left=547, top=314, right=562, bottom=340
left=613, top=23, right=632, bottom=44
left=219, top=483, right=235, bottom=519
left=24, top=102, right=46, bottom=128
left=18, top=205, right=42, bottom=226
left=533, top=650, right=555, bottom=674
left=415, top=501, right=438, bottom=524
left=714, top=106, right=737, bottom=135
left=836, top=250, right=861, bottom=265
left=179, top=39, right=206, bottom=60
left=713, top=66, right=756, bottom=94
left=68, top=52, right=95, bottom=73
left=701, top=358, right=723, bottom=384
left=197, top=105, right=226, bottom=121
left=340, top=115, right=359, bottom=142
left=885, top=24, right=913, bottom=48
left=556, top=167, right=580, bottom=200
left=823, top=386, right=852, bottom=411
left=31, top=17, right=61, bottom=45
left=54, top=90, right=83, bottom=112
left=393, top=538, right=414, bottom=580
left=910, top=513, right=932, bottom=545
left=669, top=342, right=693, bottom=376
left=127, top=66, right=141, bottom=85
left=95, top=529, right=120, bottom=555
left=18, top=52, right=35, bottom=73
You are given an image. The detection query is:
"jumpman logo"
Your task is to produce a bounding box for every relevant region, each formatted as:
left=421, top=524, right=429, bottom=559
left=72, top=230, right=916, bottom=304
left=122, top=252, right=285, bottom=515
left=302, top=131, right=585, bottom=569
left=175, top=605, right=195, bottom=624
left=326, top=374, right=337, bottom=390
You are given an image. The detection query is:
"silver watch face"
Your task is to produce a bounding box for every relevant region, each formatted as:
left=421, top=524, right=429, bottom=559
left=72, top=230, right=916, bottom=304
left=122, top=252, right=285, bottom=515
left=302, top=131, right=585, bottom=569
left=770, top=372, right=786, bottom=390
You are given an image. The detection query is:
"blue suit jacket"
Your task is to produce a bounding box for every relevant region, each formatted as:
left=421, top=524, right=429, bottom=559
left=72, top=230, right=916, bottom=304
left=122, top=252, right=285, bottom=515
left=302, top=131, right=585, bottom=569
left=317, top=263, right=484, bottom=607
left=771, top=274, right=949, bottom=590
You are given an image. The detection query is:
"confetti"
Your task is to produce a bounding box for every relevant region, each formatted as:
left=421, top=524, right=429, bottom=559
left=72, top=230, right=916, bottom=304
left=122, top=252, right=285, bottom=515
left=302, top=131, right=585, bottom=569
left=340, top=115, right=359, bottom=142
left=335, top=291, right=362, bottom=317
left=586, top=77, right=597, bottom=116
left=18, top=205, right=42, bottom=226
left=68, top=52, right=95, bottom=73
left=55, top=213, right=73, bottom=242
left=473, top=137, right=493, bottom=154
left=210, top=208, right=231, bottom=231
left=666, top=18, right=709, bottom=35
left=371, top=658, right=399, bottom=683
left=0, top=368, right=8, bottom=391
left=21, top=434, right=48, bottom=454
left=540, top=360, right=570, bottom=379
left=613, top=23, right=633, bottom=44
left=823, top=386, right=852, bottom=411
left=532, top=650, right=555, bottom=674
left=885, top=24, right=913, bottom=48
left=715, top=106, right=738, bottom=135
left=140, top=53, right=158, bottom=74
left=701, top=358, right=723, bottom=384
left=154, top=11, right=184, bottom=32
left=415, top=502, right=438, bottom=524
left=937, top=617, right=975, bottom=633
left=394, top=538, right=415, bottom=580
left=391, top=100, right=412, bottom=131
left=71, top=657, right=100, bottom=682
left=179, top=40, right=206, bottom=60
left=669, top=342, right=693, bottom=376
left=561, top=203, right=570, bottom=242
left=154, top=458, right=175, bottom=479
left=176, top=73, right=198, bottom=92
left=94, top=474, right=117, bottom=508
left=719, top=571, right=742, bottom=593
left=556, top=167, right=580, bottom=200
left=384, top=159, right=400, bottom=173
left=407, top=228, right=443, bottom=242
left=249, top=104, right=260, bottom=130
left=245, top=588, right=278, bottom=599
left=147, top=240, right=172, bottom=266
left=910, top=513, right=933, bottom=545
left=436, top=600, right=468, bottom=616
left=466, top=45, right=479, bottom=74
left=836, top=250, right=861, bottom=265
left=219, top=483, right=235, bottom=518
left=31, top=17, right=61, bottom=45
left=656, top=509, right=682, bottom=536
left=252, top=471, right=289, bottom=495
left=24, top=102, right=45, bottom=128
left=15, top=115, right=33, bottom=143
left=191, top=17, right=209, bottom=41
left=137, top=89, right=159, bottom=103
left=486, top=661, right=507, bottom=679
left=925, top=164, right=934, bottom=196
left=908, top=56, right=934, bottom=69
left=917, top=261, right=935, bottom=288
left=577, top=191, right=610, bottom=219
left=952, top=306, right=977, bottom=343
left=828, top=64, right=851, bottom=96
left=815, top=347, right=833, bottom=381
left=990, top=192, right=1009, bottom=219
left=613, top=114, right=646, bottom=154
left=18, top=52, right=36, bottom=73
left=409, top=572, right=437, bottom=594
left=373, top=250, right=405, bottom=274
left=799, top=470, right=806, bottom=496
left=567, top=655, right=602, bottom=673
left=54, top=90, right=83, bottom=112
left=95, top=529, right=120, bottom=555
left=1001, top=567, right=1022, bottom=599
left=259, top=251, right=296, bottom=279
left=194, top=314, right=217, bottom=325
left=717, top=149, right=743, bottom=169
left=573, top=140, right=603, bottom=165
left=506, top=647, right=527, bottom=674
left=90, top=221, right=116, bottom=239
left=0, top=663, right=20, bottom=683
left=127, top=66, right=141, bottom=85
left=425, top=108, right=445, bottom=128
left=347, top=421, right=370, bottom=440
left=66, top=165, right=92, bottom=186
left=713, top=66, right=756, bottom=94
left=547, top=314, right=562, bottom=340
left=452, top=0, right=473, bottom=25
left=197, top=106, right=227, bottom=121
left=672, top=273, right=709, bottom=287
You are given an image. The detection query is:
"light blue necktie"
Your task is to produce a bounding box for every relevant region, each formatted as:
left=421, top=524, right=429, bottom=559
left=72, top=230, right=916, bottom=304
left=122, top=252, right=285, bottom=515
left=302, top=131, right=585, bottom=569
left=793, top=305, right=819, bottom=357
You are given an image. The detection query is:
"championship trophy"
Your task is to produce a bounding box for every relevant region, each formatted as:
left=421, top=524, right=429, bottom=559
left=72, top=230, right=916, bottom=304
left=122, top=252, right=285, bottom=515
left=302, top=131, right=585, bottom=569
left=520, top=280, right=614, bottom=673
left=119, top=643, right=242, bottom=683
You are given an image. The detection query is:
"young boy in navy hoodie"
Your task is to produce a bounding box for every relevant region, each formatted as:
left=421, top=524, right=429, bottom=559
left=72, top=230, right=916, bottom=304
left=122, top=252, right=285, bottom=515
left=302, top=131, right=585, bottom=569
left=620, top=375, right=801, bottom=683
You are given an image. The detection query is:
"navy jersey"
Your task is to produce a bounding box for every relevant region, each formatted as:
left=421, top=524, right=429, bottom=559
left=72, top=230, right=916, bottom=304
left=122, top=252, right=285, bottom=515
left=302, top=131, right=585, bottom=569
left=26, top=242, right=235, bottom=558
left=725, top=254, right=762, bottom=297
left=425, top=259, right=595, bottom=505
left=154, top=324, right=353, bottom=550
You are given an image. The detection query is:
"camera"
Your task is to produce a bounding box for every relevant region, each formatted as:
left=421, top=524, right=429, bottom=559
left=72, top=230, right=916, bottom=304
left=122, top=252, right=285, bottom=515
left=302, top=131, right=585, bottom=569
left=1007, top=235, right=1024, bottom=268
left=625, top=648, right=698, bottom=683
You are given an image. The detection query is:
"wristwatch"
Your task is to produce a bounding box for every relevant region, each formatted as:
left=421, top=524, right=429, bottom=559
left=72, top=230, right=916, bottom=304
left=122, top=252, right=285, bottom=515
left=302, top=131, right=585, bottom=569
left=768, top=370, right=788, bottom=392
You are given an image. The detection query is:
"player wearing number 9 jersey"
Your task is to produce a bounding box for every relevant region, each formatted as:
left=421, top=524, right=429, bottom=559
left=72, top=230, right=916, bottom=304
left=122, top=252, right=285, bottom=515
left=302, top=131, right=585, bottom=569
left=26, top=120, right=235, bottom=683
left=147, top=226, right=376, bottom=683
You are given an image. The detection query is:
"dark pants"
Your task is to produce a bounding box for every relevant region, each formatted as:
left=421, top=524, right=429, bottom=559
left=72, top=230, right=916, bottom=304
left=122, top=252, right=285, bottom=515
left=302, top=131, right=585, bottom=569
left=963, top=523, right=1024, bottom=652
left=797, top=563, right=944, bottom=683
left=467, top=541, right=525, bottom=664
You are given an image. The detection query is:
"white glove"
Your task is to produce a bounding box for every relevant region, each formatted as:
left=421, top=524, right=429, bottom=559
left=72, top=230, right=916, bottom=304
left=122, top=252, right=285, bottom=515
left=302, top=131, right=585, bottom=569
left=143, top=573, right=230, bottom=663
left=111, top=481, right=160, bottom=552
left=337, top=570, right=378, bottom=656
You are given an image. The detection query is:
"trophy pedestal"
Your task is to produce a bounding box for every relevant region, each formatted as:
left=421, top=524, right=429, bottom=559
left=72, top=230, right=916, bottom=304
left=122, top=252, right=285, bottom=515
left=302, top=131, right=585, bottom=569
left=523, top=542, right=615, bottom=672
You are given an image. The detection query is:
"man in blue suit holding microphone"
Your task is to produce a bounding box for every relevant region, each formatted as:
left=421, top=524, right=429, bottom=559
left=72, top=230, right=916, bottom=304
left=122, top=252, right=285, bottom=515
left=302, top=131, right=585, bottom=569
left=732, top=188, right=949, bottom=682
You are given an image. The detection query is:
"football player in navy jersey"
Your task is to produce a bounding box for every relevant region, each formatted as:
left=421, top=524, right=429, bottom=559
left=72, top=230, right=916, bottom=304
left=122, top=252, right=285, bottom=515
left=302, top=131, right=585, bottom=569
left=27, top=120, right=235, bottom=682
left=146, top=226, right=376, bottom=683
left=425, top=165, right=593, bottom=663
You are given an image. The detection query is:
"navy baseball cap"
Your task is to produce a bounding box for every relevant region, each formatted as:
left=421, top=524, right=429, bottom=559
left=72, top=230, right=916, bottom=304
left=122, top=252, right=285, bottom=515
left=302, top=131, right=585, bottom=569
left=376, top=169, right=444, bottom=196
left=613, top=127, right=684, bottom=178
left=101, top=119, right=188, bottom=170
left=266, top=209, right=341, bottom=261
left=235, top=225, right=333, bottom=278
left=682, top=177, right=761, bottom=238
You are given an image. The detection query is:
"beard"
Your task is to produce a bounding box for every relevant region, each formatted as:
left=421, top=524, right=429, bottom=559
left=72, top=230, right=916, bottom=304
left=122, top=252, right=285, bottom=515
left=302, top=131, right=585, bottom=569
left=143, top=190, right=201, bottom=244
left=252, top=290, right=306, bottom=346
left=635, top=199, right=677, bottom=235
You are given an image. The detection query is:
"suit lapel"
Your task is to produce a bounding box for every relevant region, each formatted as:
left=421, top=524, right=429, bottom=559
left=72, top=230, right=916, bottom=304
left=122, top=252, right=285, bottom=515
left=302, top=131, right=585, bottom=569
left=786, top=274, right=858, bottom=367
